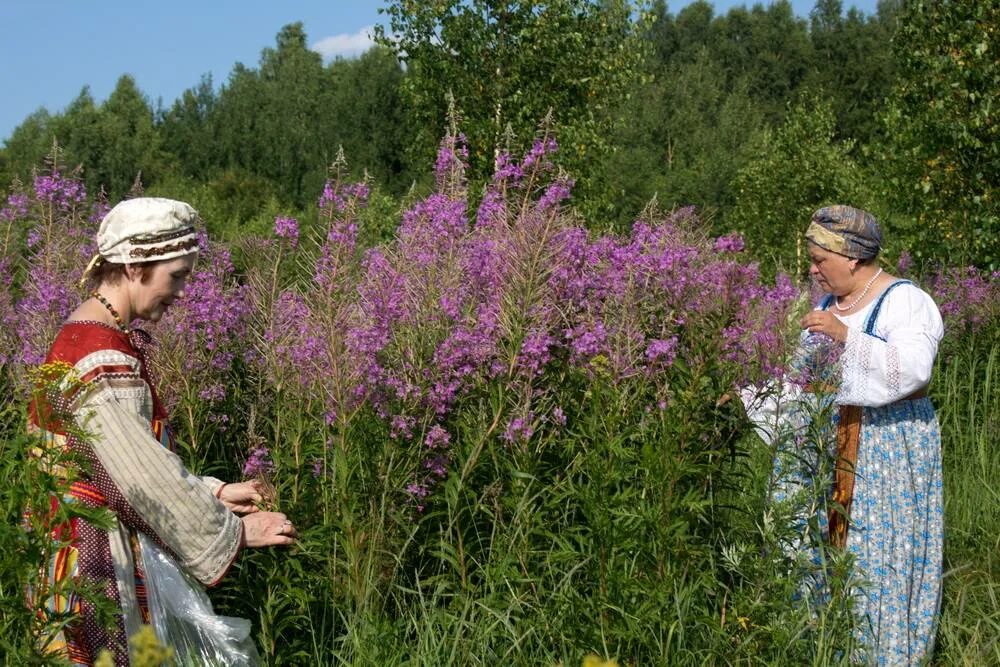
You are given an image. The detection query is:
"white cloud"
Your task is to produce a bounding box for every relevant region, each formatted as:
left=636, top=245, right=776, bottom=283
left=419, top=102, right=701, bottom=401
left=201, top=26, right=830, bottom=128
left=311, top=26, right=376, bottom=60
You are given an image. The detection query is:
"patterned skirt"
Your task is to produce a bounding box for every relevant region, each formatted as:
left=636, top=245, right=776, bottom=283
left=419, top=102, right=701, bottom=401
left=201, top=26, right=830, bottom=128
left=848, top=397, right=943, bottom=666
left=29, top=481, right=149, bottom=667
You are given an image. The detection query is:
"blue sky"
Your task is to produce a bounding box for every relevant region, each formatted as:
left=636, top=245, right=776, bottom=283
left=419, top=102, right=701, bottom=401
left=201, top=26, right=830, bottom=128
left=0, top=0, right=880, bottom=143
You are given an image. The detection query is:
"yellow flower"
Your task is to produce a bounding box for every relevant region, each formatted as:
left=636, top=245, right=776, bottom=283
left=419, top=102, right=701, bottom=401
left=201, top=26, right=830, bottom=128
left=130, top=625, right=174, bottom=666
left=94, top=627, right=174, bottom=666
left=28, top=360, right=78, bottom=388
left=583, top=654, right=620, bottom=667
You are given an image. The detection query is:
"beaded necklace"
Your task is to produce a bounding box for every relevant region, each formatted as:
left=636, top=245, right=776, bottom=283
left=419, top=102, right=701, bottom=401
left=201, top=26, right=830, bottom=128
left=834, top=268, right=883, bottom=312
left=91, top=291, right=130, bottom=334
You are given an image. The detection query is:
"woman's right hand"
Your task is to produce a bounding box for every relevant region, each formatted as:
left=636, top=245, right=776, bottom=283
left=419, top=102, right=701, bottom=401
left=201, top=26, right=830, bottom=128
left=242, top=511, right=297, bottom=547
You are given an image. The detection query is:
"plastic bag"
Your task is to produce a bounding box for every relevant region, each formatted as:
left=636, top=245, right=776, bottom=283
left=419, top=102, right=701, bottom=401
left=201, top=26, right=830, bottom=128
left=137, top=533, right=261, bottom=666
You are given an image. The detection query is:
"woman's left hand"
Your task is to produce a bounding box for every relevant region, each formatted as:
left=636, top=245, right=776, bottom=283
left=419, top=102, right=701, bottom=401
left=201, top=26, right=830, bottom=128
left=218, top=480, right=265, bottom=514
left=800, top=310, right=849, bottom=343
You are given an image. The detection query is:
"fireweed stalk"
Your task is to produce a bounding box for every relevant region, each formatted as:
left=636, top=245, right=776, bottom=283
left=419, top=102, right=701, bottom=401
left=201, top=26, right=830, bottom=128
left=147, top=235, right=254, bottom=465
left=0, top=169, right=97, bottom=379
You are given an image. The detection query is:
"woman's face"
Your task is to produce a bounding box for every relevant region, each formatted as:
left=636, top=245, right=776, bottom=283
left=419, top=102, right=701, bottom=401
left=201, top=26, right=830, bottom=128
left=129, top=254, right=197, bottom=322
left=807, top=243, right=857, bottom=296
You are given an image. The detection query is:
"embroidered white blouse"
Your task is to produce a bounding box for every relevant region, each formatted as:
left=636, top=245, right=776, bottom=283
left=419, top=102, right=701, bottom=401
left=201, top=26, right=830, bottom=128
left=829, top=282, right=944, bottom=407
left=740, top=282, right=945, bottom=443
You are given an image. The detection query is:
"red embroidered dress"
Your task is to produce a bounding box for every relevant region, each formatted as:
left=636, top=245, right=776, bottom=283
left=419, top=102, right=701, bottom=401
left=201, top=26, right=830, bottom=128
left=29, top=322, right=243, bottom=666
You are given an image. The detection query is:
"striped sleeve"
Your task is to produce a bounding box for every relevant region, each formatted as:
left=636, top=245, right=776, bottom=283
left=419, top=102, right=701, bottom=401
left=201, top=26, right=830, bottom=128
left=72, top=379, right=243, bottom=586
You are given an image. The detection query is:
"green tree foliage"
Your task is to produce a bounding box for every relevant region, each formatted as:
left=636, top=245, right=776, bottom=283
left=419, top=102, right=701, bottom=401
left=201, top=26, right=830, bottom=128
left=213, top=24, right=330, bottom=203
left=325, top=47, right=410, bottom=191
left=160, top=26, right=409, bottom=207
left=89, top=75, right=169, bottom=197
left=599, top=47, right=764, bottom=228
left=708, top=1, right=813, bottom=125
left=375, top=0, right=648, bottom=185
left=879, top=0, right=1000, bottom=269
left=159, top=75, right=219, bottom=181
left=727, top=98, right=872, bottom=278
left=0, top=109, right=53, bottom=186
left=0, top=79, right=167, bottom=199
left=806, top=0, right=898, bottom=143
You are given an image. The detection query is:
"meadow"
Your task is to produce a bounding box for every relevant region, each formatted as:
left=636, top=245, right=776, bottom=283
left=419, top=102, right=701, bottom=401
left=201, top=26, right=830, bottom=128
left=1, top=136, right=997, bottom=666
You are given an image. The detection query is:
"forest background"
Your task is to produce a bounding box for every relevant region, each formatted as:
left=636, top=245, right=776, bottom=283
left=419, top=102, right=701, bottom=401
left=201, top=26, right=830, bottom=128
left=1, top=0, right=998, bottom=665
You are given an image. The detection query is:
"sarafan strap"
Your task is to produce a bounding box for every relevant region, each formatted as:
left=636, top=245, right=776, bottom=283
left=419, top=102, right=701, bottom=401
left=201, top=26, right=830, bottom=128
left=863, top=280, right=913, bottom=340
left=817, top=280, right=913, bottom=338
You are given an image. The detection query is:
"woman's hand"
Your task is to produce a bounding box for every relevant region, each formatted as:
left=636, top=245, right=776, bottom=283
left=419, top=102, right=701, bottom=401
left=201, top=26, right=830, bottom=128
left=800, top=310, right=849, bottom=343
left=242, top=512, right=297, bottom=547
left=217, top=480, right=266, bottom=514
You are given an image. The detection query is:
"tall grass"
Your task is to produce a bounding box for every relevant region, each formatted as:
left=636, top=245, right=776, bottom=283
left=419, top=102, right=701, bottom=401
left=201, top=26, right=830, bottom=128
left=934, top=341, right=1000, bottom=665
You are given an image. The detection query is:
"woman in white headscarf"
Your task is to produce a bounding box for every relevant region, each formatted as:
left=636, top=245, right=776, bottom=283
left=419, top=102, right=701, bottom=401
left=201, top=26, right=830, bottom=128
left=29, top=198, right=294, bottom=666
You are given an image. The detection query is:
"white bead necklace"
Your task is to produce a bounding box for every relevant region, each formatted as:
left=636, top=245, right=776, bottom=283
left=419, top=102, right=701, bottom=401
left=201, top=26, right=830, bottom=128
left=835, top=267, right=883, bottom=312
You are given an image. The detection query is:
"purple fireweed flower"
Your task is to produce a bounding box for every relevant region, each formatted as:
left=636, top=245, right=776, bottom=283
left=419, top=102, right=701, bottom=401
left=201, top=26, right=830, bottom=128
left=425, top=424, right=451, bottom=449
left=517, top=329, right=555, bottom=377
left=312, top=458, right=325, bottom=477
left=319, top=179, right=370, bottom=214
left=713, top=233, right=745, bottom=254
left=521, top=137, right=558, bottom=173
left=344, top=182, right=370, bottom=202
left=551, top=407, right=566, bottom=426
left=896, top=251, right=913, bottom=276
left=423, top=454, right=450, bottom=478
left=198, top=383, right=226, bottom=402
left=564, top=321, right=608, bottom=360
left=151, top=240, right=254, bottom=411
left=405, top=483, right=430, bottom=499
left=274, top=216, right=299, bottom=247
left=503, top=413, right=535, bottom=443
left=260, top=290, right=327, bottom=390
left=645, top=337, right=679, bottom=367
left=537, top=177, right=574, bottom=211
left=1, top=192, right=29, bottom=222
left=434, top=133, right=469, bottom=193
left=475, top=189, right=507, bottom=232
left=391, top=414, right=416, bottom=440
left=33, top=172, right=86, bottom=210
left=398, top=194, right=468, bottom=266
left=243, top=446, right=275, bottom=477
left=928, top=266, right=998, bottom=334
left=493, top=151, right=524, bottom=182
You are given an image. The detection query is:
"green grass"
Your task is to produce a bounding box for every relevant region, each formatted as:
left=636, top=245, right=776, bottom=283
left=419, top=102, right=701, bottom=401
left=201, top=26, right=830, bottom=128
left=934, top=342, right=1000, bottom=666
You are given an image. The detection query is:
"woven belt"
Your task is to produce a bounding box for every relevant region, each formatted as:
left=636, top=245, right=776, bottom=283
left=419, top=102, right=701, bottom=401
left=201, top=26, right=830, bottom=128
left=828, top=386, right=929, bottom=547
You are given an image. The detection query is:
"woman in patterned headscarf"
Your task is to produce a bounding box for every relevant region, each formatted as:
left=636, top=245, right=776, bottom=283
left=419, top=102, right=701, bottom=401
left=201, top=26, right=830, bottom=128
left=29, top=198, right=296, bottom=666
left=797, top=205, right=945, bottom=665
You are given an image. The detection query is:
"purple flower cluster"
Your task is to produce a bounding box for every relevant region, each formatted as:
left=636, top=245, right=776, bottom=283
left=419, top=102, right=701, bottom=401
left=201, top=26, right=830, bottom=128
left=0, top=172, right=101, bottom=376
left=243, top=445, right=275, bottom=477
left=315, top=180, right=367, bottom=293
left=503, top=413, right=535, bottom=444
left=274, top=216, right=300, bottom=247
left=152, top=239, right=253, bottom=412
left=714, top=233, right=745, bottom=254
left=33, top=172, right=86, bottom=211
left=927, top=266, right=999, bottom=335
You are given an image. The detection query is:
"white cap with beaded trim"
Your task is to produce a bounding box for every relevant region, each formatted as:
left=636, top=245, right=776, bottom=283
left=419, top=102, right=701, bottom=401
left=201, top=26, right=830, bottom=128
left=96, top=197, right=201, bottom=264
